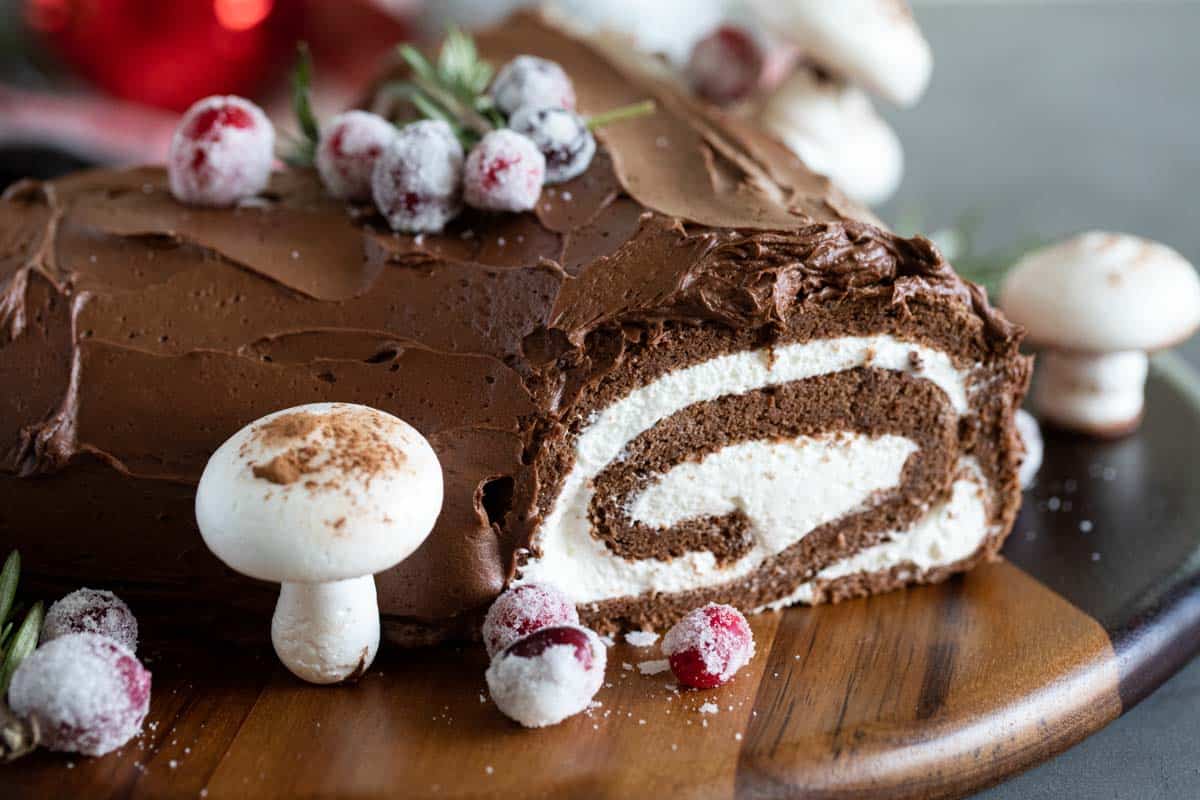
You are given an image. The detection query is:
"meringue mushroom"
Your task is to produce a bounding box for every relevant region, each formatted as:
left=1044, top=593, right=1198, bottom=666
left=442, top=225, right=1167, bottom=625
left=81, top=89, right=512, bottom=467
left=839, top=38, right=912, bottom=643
left=743, top=0, right=933, bottom=107
left=760, top=68, right=903, bottom=206
left=195, top=403, right=443, bottom=683
left=1001, top=232, right=1200, bottom=437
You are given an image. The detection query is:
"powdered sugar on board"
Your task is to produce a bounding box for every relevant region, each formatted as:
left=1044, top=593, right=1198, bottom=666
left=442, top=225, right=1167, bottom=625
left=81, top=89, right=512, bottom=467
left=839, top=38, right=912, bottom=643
left=638, top=659, right=670, bottom=675
left=624, top=631, right=659, bottom=648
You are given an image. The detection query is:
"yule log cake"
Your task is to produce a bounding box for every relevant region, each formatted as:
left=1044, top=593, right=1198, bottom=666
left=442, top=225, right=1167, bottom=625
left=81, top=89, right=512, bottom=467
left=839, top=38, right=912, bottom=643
left=0, top=15, right=1030, bottom=644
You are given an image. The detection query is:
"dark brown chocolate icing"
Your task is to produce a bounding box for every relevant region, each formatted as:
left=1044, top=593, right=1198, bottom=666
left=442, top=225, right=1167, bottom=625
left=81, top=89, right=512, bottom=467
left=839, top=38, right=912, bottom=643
left=0, top=12, right=1024, bottom=640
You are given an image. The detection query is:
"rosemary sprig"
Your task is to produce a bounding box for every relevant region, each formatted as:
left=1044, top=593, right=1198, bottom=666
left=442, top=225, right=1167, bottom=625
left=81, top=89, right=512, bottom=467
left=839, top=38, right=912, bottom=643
left=0, top=550, right=44, bottom=760
left=288, top=27, right=657, bottom=169
left=0, top=601, right=41, bottom=696
left=435, top=26, right=494, bottom=101
left=283, top=42, right=321, bottom=168
left=0, top=551, right=17, bottom=641
left=393, top=26, right=502, bottom=146
left=0, top=550, right=42, bottom=699
left=587, top=100, right=657, bottom=130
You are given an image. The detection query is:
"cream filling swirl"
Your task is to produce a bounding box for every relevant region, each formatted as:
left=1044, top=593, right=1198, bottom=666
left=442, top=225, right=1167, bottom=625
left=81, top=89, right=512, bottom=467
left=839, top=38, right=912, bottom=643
left=519, top=336, right=976, bottom=605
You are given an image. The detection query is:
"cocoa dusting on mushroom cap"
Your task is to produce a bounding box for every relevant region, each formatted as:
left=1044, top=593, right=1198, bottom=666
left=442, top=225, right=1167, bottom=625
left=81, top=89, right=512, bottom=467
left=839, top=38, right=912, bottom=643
left=252, top=451, right=305, bottom=485
left=253, top=411, right=322, bottom=445
left=247, top=408, right=408, bottom=488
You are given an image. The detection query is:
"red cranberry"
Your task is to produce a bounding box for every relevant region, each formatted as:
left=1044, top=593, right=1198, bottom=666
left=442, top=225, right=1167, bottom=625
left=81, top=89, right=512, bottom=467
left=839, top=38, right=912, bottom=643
left=507, top=625, right=594, bottom=667
left=686, top=26, right=766, bottom=106
left=316, top=110, right=397, bottom=202
left=489, top=55, right=576, bottom=116
left=506, top=106, right=596, bottom=185
left=167, top=95, right=274, bottom=207
left=7, top=633, right=151, bottom=756
left=42, top=588, right=138, bottom=653
left=485, top=624, right=606, bottom=728
left=463, top=130, right=545, bottom=213
left=371, top=119, right=464, bottom=233
left=662, top=603, right=755, bottom=689
left=483, top=582, right=579, bottom=657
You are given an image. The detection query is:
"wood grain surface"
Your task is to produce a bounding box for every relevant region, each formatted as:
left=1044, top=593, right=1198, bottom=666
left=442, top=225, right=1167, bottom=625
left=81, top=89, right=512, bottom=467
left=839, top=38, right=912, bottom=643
left=2, top=562, right=1118, bottom=800
left=6, top=358, right=1200, bottom=799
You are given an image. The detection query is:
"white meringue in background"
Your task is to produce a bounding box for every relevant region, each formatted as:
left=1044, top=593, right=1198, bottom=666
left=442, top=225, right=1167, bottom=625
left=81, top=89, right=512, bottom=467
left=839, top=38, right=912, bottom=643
left=545, top=0, right=726, bottom=64
left=742, top=0, right=932, bottom=107
left=760, top=69, right=904, bottom=206
left=421, top=0, right=725, bottom=65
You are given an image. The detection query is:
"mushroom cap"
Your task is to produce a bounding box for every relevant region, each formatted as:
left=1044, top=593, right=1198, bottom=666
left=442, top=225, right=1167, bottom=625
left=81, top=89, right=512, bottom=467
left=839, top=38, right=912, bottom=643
left=195, top=403, right=443, bottom=584
left=1000, top=231, right=1200, bottom=353
left=760, top=69, right=903, bottom=206
left=744, top=0, right=932, bottom=107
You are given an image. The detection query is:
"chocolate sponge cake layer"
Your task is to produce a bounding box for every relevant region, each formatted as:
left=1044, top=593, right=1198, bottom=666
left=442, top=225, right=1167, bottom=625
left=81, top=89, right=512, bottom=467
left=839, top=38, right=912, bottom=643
left=518, top=288, right=1028, bottom=632
left=0, top=13, right=1029, bottom=644
left=587, top=369, right=958, bottom=566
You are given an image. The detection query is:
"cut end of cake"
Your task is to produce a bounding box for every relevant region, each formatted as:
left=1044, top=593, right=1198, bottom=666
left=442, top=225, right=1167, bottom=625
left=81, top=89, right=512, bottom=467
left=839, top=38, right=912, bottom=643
left=516, top=293, right=1028, bottom=633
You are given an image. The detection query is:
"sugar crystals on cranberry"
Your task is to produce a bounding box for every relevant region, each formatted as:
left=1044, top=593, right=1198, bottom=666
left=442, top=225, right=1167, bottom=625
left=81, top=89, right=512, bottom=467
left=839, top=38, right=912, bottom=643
left=371, top=119, right=464, bottom=233
left=41, top=588, right=138, bottom=653
left=7, top=633, right=152, bottom=756
left=167, top=95, right=274, bottom=207
left=485, top=624, right=606, bottom=728
left=463, top=129, right=546, bottom=213
left=489, top=55, right=576, bottom=117
left=316, top=110, right=398, bottom=202
left=506, top=106, right=596, bottom=185
left=483, top=582, right=579, bottom=658
left=662, top=603, right=754, bottom=689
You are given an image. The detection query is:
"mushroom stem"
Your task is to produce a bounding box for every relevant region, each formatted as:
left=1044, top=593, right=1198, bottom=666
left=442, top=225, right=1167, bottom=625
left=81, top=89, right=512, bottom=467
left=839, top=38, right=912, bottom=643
left=1033, top=350, right=1148, bottom=437
left=271, top=576, right=380, bottom=685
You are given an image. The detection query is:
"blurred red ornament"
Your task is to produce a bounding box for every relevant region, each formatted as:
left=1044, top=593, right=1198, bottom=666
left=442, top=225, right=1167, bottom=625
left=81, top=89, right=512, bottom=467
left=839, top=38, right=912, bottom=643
left=26, top=0, right=416, bottom=114
left=25, top=0, right=299, bottom=111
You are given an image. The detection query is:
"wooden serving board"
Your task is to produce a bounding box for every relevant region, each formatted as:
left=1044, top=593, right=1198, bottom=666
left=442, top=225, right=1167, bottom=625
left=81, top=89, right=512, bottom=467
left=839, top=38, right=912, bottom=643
left=7, top=354, right=1200, bottom=800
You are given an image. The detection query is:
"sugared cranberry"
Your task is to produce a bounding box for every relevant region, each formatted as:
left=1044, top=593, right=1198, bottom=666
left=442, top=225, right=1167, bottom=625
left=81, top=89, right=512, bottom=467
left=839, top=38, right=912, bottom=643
left=483, top=583, right=579, bottom=658
left=489, top=55, right=576, bottom=116
left=662, top=603, right=754, bottom=689
left=485, top=624, right=606, bottom=728
left=686, top=26, right=767, bottom=106
left=463, top=130, right=545, bottom=213
left=316, top=110, right=397, bottom=202
left=167, top=95, right=274, bottom=207
left=7, top=633, right=151, bottom=756
left=41, top=588, right=139, bottom=654
left=506, top=106, right=596, bottom=185
left=371, top=119, right=464, bottom=233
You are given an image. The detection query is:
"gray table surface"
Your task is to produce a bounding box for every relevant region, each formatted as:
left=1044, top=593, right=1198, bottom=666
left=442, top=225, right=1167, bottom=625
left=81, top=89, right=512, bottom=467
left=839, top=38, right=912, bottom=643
left=883, top=4, right=1200, bottom=798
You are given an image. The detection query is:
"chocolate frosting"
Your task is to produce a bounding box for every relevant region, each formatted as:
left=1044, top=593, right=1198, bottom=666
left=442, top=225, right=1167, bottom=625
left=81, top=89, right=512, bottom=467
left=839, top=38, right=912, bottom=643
left=0, top=12, right=1021, bottom=632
